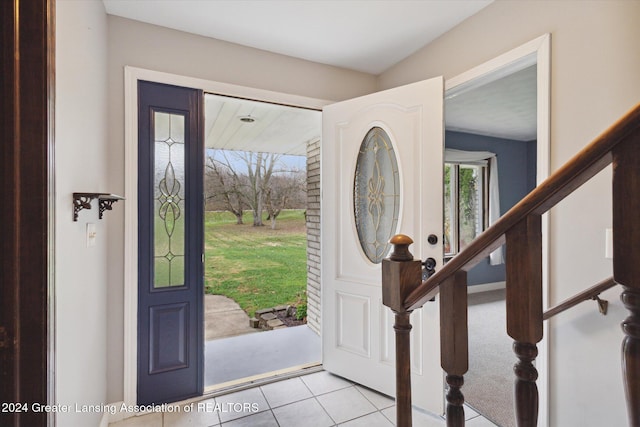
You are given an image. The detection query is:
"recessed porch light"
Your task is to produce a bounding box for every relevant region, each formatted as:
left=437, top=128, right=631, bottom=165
left=239, top=115, right=256, bottom=123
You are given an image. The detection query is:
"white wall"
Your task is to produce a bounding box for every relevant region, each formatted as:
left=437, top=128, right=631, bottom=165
left=56, top=0, right=110, bottom=426
left=378, top=1, right=640, bottom=425
left=105, top=16, right=377, bottom=402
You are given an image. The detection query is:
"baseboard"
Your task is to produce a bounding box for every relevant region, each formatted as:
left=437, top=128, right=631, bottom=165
left=99, top=401, right=125, bottom=426
left=99, top=410, right=110, bottom=427
left=467, top=281, right=505, bottom=294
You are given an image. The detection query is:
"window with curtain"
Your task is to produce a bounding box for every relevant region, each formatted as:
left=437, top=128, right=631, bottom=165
left=444, top=149, right=503, bottom=265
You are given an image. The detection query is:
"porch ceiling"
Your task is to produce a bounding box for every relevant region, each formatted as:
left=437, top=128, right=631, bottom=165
left=204, top=94, right=321, bottom=156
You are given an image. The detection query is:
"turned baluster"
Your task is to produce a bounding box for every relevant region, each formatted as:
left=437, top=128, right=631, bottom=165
left=382, top=235, right=423, bottom=427
left=612, top=132, right=640, bottom=426
left=440, top=271, right=469, bottom=427
left=620, top=289, right=640, bottom=426
left=506, top=214, right=543, bottom=427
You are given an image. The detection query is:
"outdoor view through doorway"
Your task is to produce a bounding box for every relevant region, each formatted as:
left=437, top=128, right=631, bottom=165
left=202, top=94, right=322, bottom=388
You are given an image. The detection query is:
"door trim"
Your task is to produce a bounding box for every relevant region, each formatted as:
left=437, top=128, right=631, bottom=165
left=0, top=1, right=54, bottom=425
left=123, top=67, right=330, bottom=406
left=444, top=33, right=551, bottom=426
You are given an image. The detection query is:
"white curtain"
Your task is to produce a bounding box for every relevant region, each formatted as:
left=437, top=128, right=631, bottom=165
left=444, top=149, right=504, bottom=265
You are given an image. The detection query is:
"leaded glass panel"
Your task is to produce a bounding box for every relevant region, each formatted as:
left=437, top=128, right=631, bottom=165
left=154, top=112, right=186, bottom=288
left=353, top=127, right=400, bottom=264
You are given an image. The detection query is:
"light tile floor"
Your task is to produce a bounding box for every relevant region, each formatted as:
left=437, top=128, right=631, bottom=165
left=110, top=371, right=497, bottom=427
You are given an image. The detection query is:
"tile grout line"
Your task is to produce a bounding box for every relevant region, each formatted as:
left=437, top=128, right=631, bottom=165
left=301, top=372, right=350, bottom=426
left=305, top=374, right=349, bottom=426
left=257, top=385, right=282, bottom=427
left=312, top=393, right=338, bottom=426
left=261, top=377, right=312, bottom=410
left=297, top=373, right=342, bottom=426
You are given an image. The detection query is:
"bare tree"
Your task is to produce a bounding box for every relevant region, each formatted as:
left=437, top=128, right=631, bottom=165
left=205, top=149, right=306, bottom=228
left=265, top=169, right=306, bottom=229
left=237, top=151, right=282, bottom=226
left=205, top=151, right=245, bottom=224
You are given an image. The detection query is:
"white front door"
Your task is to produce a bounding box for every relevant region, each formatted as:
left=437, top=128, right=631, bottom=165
left=321, top=78, right=444, bottom=413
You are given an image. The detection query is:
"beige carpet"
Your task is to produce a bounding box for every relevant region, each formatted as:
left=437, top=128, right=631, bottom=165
left=464, top=288, right=515, bottom=427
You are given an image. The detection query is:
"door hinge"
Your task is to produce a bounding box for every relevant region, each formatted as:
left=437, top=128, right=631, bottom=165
left=0, top=326, right=6, bottom=348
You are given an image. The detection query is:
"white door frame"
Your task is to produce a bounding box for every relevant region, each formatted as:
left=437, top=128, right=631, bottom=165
left=122, top=66, right=330, bottom=406
left=444, top=33, right=551, bottom=426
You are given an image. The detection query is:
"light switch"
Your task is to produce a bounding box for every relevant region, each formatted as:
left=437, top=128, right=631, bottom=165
left=87, top=223, right=97, bottom=247
left=605, top=228, right=613, bottom=259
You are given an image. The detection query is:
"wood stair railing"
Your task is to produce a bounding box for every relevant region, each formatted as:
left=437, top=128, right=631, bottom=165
left=542, top=276, right=617, bottom=321
left=382, top=103, right=640, bottom=427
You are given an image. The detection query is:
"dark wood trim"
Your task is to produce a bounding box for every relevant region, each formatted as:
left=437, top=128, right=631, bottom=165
left=393, top=311, right=413, bottom=427
left=439, top=271, right=469, bottom=376
left=613, top=131, right=640, bottom=426
left=506, top=215, right=543, bottom=344
left=506, top=215, right=542, bottom=426
left=440, top=271, right=468, bottom=427
left=620, top=287, right=640, bottom=426
left=513, top=342, right=539, bottom=427
left=612, top=129, right=640, bottom=287
left=381, top=236, right=422, bottom=427
left=0, top=0, right=54, bottom=425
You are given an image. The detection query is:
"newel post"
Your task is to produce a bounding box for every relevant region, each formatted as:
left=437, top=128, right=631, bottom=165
left=612, top=131, right=640, bottom=426
left=382, top=235, right=423, bottom=427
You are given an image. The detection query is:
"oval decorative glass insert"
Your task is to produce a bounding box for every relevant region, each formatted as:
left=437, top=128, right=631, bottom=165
left=354, top=127, right=400, bottom=263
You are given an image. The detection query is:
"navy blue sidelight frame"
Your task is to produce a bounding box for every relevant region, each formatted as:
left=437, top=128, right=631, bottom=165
left=137, top=80, right=204, bottom=405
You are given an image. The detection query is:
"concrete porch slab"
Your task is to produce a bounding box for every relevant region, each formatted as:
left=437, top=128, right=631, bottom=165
left=205, top=294, right=258, bottom=340
left=205, top=325, right=321, bottom=386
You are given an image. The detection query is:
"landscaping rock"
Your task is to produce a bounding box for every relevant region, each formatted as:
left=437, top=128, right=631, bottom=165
left=260, top=312, right=277, bottom=321
left=266, top=319, right=284, bottom=329
left=252, top=304, right=307, bottom=331
left=255, top=308, right=274, bottom=316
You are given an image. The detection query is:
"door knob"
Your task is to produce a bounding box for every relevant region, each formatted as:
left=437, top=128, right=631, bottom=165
left=422, top=257, right=437, bottom=280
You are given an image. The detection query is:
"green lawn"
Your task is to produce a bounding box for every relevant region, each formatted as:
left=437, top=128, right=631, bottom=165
left=204, top=210, right=307, bottom=317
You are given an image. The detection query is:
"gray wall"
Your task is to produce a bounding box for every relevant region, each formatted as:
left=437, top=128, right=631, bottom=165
left=445, top=131, right=536, bottom=285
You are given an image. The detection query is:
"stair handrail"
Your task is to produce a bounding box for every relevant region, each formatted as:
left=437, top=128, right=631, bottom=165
left=542, top=276, right=617, bottom=320
left=405, top=103, right=640, bottom=312
left=382, top=102, right=640, bottom=427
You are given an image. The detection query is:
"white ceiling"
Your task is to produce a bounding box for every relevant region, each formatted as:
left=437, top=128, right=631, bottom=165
left=102, top=0, right=493, bottom=75
left=446, top=65, right=537, bottom=141
left=104, top=0, right=536, bottom=154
